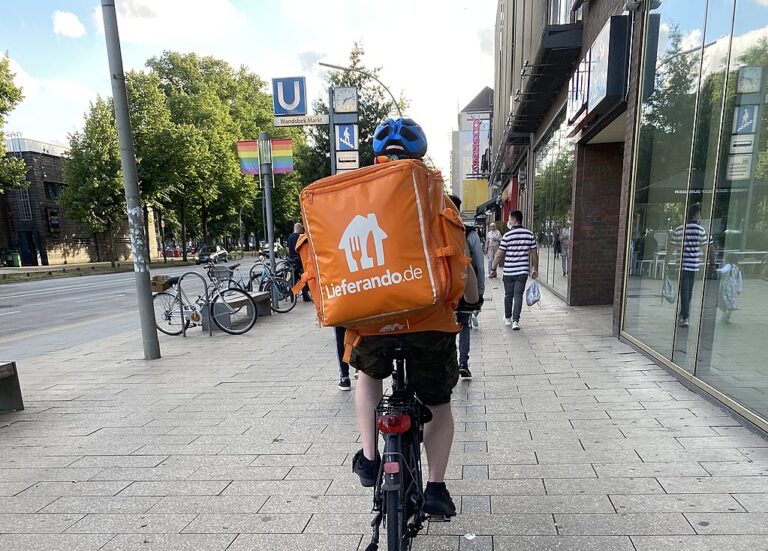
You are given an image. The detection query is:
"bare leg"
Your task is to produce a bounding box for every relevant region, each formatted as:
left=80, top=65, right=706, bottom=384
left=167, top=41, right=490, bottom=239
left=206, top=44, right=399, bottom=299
left=355, top=372, right=382, bottom=460
left=423, top=403, right=454, bottom=483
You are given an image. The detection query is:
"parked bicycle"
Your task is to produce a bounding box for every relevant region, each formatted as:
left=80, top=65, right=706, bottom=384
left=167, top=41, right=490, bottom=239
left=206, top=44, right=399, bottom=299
left=153, top=266, right=258, bottom=336
left=365, top=344, right=438, bottom=551
left=248, top=261, right=297, bottom=313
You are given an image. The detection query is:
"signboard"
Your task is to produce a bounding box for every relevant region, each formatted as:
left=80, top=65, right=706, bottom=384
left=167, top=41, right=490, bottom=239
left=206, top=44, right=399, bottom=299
left=733, top=105, right=759, bottom=134
left=730, top=134, right=755, bottom=155
left=336, top=151, right=359, bottom=170
left=726, top=154, right=753, bottom=181
left=567, top=52, right=589, bottom=126
left=273, top=114, right=329, bottom=127
left=272, top=77, right=307, bottom=116
left=335, top=124, right=359, bottom=151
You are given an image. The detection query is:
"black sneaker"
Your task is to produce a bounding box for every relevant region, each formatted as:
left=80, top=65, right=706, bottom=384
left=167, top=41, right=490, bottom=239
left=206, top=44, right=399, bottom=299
left=458, top=364, right=472, bottom=379
left=352, top=449, right=379, bottom=488
left=338, top=377, right=351, bottom=391
left=423, top=483, right=456, bottom=517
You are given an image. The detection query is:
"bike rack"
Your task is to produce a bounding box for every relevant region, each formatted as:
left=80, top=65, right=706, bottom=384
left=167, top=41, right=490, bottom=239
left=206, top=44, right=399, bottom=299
left=176, top=271, right=212, bottom=338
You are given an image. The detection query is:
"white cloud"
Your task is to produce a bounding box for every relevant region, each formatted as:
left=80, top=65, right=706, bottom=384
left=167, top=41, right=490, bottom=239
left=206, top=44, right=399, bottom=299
left=3, top=57, right=97, bottom=144
left=52, top=10, right=86, bottom=39
left=91, top=0, right=244, bottom=47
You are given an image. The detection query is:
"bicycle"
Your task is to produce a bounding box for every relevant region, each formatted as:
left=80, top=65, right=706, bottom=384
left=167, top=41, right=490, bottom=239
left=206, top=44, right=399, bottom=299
left=152, top=268, right=258, bottom=336
left=364, top=345, right=439, bottom=551
left=249, top=261, right=297, bottom=313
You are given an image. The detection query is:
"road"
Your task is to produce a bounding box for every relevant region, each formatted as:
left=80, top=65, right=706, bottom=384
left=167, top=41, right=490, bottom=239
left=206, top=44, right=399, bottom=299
left=0, top=261, right=256, bottom=361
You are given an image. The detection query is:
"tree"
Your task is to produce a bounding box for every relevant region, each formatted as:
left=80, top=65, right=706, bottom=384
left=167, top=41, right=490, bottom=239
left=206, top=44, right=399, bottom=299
left=0, top=55, right=26, bottom=195
left=295, top=43, right=405, bottom=186
left=61, top=97, right=126, bottom=266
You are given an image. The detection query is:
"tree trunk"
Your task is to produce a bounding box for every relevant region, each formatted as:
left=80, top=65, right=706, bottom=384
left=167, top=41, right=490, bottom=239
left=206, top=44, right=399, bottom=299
left=201, top=197, right=208, bottom=244
left=109, top=229, right=116, bottom=268
left=158, top=207, right=167, bottom=264
left=181, top=199, right=188, bottom=263
left=94, top=232, right=101, bottom=262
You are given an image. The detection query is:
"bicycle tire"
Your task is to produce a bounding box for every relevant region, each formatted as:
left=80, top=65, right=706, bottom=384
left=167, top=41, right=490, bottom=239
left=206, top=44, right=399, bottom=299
left=385, top=436, right=408, bottom=551
left=210, top=288, right=258, bottom=335
left=260, top=278, right=297, bottom=313
left=153, top=291, right=189, bottom=336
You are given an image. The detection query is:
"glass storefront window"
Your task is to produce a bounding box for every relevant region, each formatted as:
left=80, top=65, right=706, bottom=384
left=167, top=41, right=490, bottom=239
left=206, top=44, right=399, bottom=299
left=624, top=0, right=768, bottom=422
left=533, top=112, right=575, bottom=297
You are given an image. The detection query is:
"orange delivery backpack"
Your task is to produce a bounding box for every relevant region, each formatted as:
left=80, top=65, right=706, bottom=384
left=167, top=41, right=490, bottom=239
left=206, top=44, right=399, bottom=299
left=293, top=158, right=469, bottom=357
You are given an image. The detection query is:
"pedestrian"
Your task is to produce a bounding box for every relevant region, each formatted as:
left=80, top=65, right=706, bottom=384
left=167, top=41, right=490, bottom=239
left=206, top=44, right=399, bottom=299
left=485, top=223, right=502, bottom=276
left=716, top=254, right=742, bottom=324
left=448, top=195, right=485, bottom=379
left=490, top=210, right=539, bottom=330
left=286, top=223, right=312, bottom=302
left=553, top=228, right=561, bottom=259
left=560, top=220, right=571, bottom=277
left=666, top=204, right=715, bottom=327
left=335, top=326, right=351, bottom=390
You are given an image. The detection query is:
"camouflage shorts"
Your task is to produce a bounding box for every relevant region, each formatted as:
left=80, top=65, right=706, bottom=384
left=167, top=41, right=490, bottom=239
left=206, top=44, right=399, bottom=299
left=350, top=331, right=459, bottom=406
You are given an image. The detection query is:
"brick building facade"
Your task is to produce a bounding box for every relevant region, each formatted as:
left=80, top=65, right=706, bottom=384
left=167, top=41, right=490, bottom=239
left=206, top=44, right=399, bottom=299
left=1, top=138, right=155, bottom=266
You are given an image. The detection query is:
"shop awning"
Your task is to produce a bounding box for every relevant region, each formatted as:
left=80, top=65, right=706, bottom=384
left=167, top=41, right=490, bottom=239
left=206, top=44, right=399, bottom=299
left=510, top=23, right=582, bottom=135
left=475, top=196, right=500, bottom=216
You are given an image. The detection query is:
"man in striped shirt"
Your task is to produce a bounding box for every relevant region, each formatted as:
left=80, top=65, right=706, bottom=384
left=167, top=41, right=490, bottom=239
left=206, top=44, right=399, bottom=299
left=490, top=210, right=539, bottom=330
left=667, top=204, right=715, bottom=328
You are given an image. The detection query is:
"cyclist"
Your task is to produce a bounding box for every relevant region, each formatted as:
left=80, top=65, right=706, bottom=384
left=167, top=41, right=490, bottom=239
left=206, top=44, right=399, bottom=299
left=350, top=117, right=478, bottom=518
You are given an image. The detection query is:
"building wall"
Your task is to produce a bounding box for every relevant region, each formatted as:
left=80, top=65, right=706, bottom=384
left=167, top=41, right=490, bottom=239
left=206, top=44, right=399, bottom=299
left=570, top=142, right=623, bottom=305
left=2, top=147, right=157, bottom=266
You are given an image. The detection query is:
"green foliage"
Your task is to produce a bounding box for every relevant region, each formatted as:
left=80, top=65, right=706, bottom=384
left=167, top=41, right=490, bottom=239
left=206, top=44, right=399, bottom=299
left=61, top=97, right=126, bottom=263
left=0, top=55, right=27, bottom=194
left=295, top=43, right=405, bottom=186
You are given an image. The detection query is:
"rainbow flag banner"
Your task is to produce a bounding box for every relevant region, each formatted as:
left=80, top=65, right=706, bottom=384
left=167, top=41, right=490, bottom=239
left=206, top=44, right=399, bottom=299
left=271, top=139, right=294, bottom=174
left=236, top=140, right=260, bottom=175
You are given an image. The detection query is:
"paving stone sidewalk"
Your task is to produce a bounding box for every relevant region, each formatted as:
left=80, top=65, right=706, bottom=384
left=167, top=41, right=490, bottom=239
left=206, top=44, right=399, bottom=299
left=1, top=277, right=767, bottom=550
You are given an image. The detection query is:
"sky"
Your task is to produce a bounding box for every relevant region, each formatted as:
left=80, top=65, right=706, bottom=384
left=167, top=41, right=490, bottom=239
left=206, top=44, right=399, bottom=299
left=0, top=0, right=497, bottom=183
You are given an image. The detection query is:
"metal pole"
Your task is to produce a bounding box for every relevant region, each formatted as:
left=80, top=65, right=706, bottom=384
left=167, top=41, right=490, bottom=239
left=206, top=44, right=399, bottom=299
left=239, top=204, right=244, bottom=258
left=328, top=87, right=336, bottom=176
left=100, top=0, right=161, bottom=360
left=259, top=131, right=277, bottom=274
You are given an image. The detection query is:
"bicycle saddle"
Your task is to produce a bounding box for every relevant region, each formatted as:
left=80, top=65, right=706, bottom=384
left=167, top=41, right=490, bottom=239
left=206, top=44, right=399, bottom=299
left=166, top=276, right=179, bottom=286
left=229, top=263, right=240, bottom=270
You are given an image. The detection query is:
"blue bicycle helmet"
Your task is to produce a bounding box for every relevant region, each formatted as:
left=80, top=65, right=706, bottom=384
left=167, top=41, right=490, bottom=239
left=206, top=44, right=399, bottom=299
left=372, top=117, right=428, bottom=159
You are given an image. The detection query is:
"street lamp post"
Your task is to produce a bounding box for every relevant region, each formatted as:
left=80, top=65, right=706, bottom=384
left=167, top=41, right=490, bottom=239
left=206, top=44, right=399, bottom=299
left=101, top=0, right=160, bottom=360
left=258, top=132, right=277, bottom=274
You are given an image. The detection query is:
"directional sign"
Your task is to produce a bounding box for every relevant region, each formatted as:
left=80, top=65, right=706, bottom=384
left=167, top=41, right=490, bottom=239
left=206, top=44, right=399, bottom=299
left=273, top=114, right=329, bottom=127
left=272, top=77, right=307, bottom=116
left=335, top=124, right=358, bottom=151
left=336, top=151, right=359, bottom=170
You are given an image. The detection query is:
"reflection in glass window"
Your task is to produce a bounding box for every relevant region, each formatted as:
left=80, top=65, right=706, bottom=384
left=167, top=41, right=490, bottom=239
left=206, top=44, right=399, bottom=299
left=533, top=112, right=575, bottom=297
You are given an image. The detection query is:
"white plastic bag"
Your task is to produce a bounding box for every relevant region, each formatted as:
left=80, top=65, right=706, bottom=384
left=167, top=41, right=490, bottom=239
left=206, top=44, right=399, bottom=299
left=662, top=276, right=676, bottom=303
left=525, top=280, right=541, bottom=307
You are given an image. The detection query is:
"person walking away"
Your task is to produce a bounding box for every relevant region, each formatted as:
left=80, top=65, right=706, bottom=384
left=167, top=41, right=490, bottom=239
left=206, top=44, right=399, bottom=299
left=560, top=220, right=571, bottom=277
left=485, top=224, right=502, bottom=276
left=666, top=204, right=715, bottom=327
left=490, top=210, right=538, bottom=330
left=716, top=254, right=742, bottom=324
left=553, top=228, right=561, bottom=259
left=287, top=223, right=312, bottom=302
left=448, top=195, right=485, bottom=379
left=347, top=117, right=477, bottom=518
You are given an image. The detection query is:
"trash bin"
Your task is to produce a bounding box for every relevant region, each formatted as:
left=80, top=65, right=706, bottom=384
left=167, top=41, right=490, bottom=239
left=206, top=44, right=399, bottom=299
left=10, top=252, right=21, bottom=267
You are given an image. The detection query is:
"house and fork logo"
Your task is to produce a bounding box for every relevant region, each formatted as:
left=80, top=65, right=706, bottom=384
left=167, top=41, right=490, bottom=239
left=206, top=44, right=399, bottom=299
left=322, top=212, right=424, bottom=301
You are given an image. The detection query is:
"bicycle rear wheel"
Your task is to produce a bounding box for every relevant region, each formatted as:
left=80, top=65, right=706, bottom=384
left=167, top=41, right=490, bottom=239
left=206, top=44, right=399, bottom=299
left=153, top=291, right=189, bottom=336
left=210, top=288, right=258, bottom=335
left=260, top=278, right=297, bottom=313
left=384, top=435, right=408, bottom=551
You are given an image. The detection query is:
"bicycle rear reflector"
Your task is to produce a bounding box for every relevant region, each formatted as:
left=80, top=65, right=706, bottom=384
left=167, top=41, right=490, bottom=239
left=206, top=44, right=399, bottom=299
left=383, top=461, right=400, bottom=474
left=377, top=414, right=411, bottom=433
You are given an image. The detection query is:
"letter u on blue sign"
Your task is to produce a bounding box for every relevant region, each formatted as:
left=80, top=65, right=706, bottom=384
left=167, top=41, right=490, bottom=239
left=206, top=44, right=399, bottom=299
left=272, top=77, right=307, bottom=116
